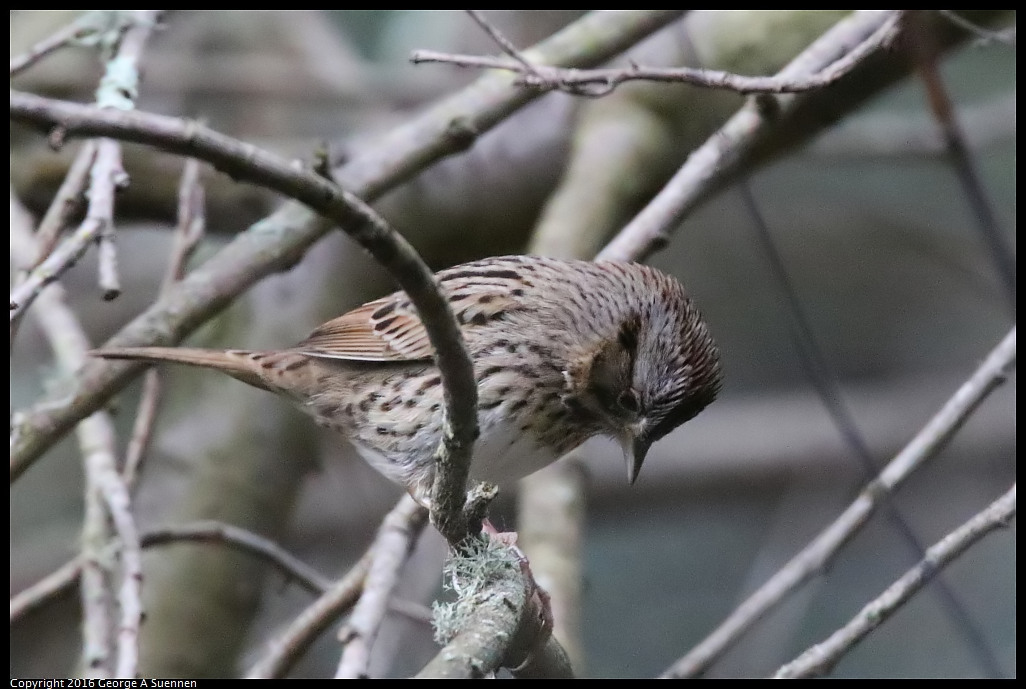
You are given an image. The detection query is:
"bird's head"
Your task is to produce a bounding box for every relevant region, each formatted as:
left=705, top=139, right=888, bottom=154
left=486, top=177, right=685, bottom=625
left=562, top=269, right=721, bottom=484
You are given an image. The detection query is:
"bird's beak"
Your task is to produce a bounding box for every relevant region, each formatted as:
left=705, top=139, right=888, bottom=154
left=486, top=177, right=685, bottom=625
left=627, top=434, right=651, bottom=485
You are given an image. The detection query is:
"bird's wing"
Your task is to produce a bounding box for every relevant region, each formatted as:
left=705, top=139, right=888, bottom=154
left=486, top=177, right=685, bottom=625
left=295, top=271, right=523, bottom=362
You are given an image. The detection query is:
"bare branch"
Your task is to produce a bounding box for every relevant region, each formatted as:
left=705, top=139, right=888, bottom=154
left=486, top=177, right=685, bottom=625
left=10, top=556, right=82, bottom=623
left=662, top=326, right=1016, bottom=677
left=88, top=414, right=143, bottom=679
left=91, top=138, right=126, bottom=301
left=15, top=206, right=146, bottom=678
left=775, top=484, right=1016, bottom=678
left=80, top=471, right=112, bottom=677
left=11, top=19, right=89, bottom=76
left=93, top=10, right=163, bottom=303
left=166, top=158, right=206, bottom=287
left=141, top=522, right=332, bottom=594
left=335, top=495, right=429, bottom=678
left=31, top=141, right=97, bottom=266
left=12, top=192, right=107, bottom=673
left=413, top=11, right=899, bottom=98
left=121, top=370, right=159, bottom=490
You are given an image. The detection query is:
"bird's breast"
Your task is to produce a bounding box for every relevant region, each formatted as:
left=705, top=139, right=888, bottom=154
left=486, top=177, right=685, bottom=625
left=467, top=411, right=566, bottom=485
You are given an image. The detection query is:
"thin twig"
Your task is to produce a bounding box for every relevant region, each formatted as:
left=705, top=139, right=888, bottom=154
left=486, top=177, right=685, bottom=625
left=140, top=522, right=332, bottom=594
left=9, top=10, right=685, bottom=485
left=9, top=556, right=83, bottom=623
left=10, top=20, right=86, bottom=76
left=246, top=552, right=373, bottom=679
left=413, top=11, right=899, bottom=98
left=32, top=141, right=98, bottom=267
left=464, top=10, right=537, bottom=74
left=662, top=326, right=1016, bottom=677
left=91, top=138, right=126, bottom=301
left=10, top=520, right=336, bottom=624
left=775, top=484, right=1016, bottom=678
left=9, top=11, right=121, bottom=77
left=121, top=370, right=159, bottom=490
left=335, top=495, right=429, bottom=678
left=80, top=467, right=112, bottom=677
left=166, top=158, right=206, bottom=288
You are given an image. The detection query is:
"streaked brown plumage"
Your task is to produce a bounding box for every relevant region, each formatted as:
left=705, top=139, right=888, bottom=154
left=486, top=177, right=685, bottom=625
left=93, top=255, right=721, bottom=504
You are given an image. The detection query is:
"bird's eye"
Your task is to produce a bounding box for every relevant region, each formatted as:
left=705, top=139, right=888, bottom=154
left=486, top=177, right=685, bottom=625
left=617, top=389, right=640, bottom=414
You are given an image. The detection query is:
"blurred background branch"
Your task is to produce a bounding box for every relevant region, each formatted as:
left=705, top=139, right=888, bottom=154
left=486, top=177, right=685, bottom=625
left=10, top=10, right=1015, bottom=678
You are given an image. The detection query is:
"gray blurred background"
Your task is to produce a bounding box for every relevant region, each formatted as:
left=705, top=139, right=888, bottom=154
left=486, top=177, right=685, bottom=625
left=10, top=11, right=1015, bottom=678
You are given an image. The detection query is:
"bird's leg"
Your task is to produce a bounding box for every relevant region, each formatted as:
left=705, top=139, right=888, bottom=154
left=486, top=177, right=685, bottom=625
left=481, top=517, right=519, bottom=547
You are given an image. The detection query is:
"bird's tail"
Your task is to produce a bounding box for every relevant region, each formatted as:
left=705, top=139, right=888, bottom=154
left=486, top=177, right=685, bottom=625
left=91, top=347, right=273, bottom=391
